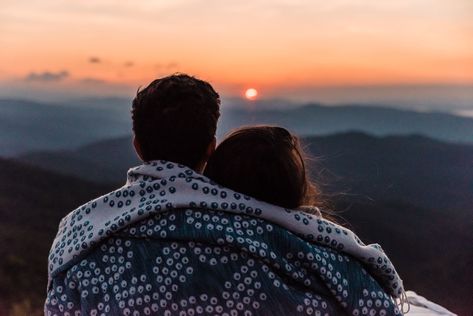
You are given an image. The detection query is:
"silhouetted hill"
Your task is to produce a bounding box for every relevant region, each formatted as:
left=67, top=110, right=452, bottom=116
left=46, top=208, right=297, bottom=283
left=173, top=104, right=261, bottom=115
left=19, top=132, right=473, bottom=212
left=304, top=132, right=473, bottom=211
left=19, top=137, right=139, bottom=184
left=3, top=98, right=473, bottom=156
left=0, top=158, right=113, bottom=314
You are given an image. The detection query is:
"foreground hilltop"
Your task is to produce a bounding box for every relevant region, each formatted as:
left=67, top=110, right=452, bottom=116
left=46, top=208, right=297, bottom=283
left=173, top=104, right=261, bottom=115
left=0, top=158, right=113, bottom=315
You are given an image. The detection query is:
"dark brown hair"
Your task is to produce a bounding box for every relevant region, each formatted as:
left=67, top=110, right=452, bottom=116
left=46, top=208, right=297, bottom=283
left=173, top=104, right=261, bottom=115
left=132, top=73, right=220, bottom=169
left=204, top=126, right=323, bottom=210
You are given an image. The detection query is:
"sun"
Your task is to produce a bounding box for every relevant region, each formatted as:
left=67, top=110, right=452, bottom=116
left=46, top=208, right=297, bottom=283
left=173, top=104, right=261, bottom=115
left=245, top=88, right=258, bottom=100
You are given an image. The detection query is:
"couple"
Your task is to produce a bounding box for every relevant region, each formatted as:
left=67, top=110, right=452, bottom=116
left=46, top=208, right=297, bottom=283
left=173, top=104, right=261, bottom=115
left=45, top=74, right=406, bottom=315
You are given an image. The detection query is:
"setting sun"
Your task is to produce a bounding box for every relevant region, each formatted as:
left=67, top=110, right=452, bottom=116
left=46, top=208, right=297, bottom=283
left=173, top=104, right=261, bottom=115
left=245, top=88, right=258, bottom=100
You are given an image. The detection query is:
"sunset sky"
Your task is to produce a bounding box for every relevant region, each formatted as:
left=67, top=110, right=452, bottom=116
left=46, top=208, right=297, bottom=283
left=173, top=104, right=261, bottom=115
left=1, top=0, right=472, bottom=103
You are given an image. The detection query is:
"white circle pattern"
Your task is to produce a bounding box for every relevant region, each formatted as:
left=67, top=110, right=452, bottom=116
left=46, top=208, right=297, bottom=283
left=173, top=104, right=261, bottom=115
left=46, top=161, right=403, bottom=315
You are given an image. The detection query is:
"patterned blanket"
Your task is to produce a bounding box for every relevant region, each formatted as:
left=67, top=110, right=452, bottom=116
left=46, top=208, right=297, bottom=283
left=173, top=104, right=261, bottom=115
left=46, top=160, right=405, bottom=315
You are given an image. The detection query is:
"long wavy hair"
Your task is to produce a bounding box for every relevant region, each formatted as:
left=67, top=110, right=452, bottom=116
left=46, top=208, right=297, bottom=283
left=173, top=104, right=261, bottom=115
left=204, top=126, right=326, bottom=214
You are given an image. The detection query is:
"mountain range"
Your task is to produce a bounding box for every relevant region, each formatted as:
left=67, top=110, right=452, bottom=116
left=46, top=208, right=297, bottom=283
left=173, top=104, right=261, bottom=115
left=218, top=103, right=473, bottom=143
left=0, top=98, right=130, bottom=156
left=18, top=132, right=473, bottom=212
left=2, top=98, right=473, bottom=157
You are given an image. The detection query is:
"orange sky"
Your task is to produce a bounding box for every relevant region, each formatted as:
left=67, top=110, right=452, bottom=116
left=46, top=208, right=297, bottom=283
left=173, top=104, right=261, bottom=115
left=1, top=0, right=472, bottom=98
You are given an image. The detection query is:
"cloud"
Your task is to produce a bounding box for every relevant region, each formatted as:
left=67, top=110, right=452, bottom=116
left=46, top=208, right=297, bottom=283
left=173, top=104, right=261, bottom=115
left=166, top=62, right=178, bottom=69
left=25, top=70, right=69, bottom=82
left=88, top=57, right=101, bottom=63
left=155, top=62, right=179, bottom=70
left=79, top=77, right=106, bottom=84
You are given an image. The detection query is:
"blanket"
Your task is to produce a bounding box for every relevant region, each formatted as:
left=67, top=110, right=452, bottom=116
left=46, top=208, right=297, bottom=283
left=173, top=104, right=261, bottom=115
left=46, top=160, right=405, bottom=315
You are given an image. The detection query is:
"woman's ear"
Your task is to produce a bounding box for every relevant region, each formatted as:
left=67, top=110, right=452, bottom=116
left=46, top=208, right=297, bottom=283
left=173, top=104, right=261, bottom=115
left=133, top=136, right=144, bottom=161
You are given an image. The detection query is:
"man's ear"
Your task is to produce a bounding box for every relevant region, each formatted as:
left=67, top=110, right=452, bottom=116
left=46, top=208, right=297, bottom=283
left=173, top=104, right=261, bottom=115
left=133, top=136, right=144, bottom=161
left=206, top=137, right=217, bottom=160
left=196, top=137, right=217, bottom=173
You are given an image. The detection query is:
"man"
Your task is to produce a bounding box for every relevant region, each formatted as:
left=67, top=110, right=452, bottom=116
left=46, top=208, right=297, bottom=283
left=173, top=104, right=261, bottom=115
left=46, top=74, right=405, bottom=315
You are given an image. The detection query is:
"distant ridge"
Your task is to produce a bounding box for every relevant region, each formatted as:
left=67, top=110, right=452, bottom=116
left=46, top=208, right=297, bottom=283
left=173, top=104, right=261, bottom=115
left=0, top=98, right=131, bottom=156
left=2, top=98, right=473, bottom=156
left=219, top=103, right=473, bottom=143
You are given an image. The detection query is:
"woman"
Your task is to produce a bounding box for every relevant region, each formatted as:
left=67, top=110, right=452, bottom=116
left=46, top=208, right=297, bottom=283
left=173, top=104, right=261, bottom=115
left=204, top=125, right=407, bottom=315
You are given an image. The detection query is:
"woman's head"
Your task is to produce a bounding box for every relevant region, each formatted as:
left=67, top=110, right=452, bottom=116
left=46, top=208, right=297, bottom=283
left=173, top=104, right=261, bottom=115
left=204, top=126, right=321, bottom=209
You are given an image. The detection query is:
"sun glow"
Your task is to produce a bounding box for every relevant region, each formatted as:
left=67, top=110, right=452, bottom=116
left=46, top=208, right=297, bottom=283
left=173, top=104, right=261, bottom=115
left=245, top=88, right=258, bottom=100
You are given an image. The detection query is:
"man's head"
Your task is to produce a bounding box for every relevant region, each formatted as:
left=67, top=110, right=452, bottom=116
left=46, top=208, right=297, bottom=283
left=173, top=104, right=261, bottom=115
left=132, top=73, right=220, bottom=171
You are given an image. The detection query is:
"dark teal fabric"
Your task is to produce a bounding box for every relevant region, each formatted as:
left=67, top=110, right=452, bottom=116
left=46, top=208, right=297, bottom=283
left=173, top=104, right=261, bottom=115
left=46, top=209, right=401, bottom=315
